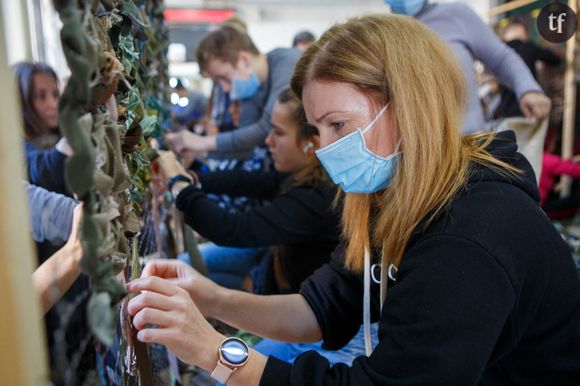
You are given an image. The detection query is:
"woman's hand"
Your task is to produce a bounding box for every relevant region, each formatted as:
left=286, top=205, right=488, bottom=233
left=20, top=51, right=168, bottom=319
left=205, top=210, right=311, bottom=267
left=140, top=259, right=221, bottom=316
left=156, top=150, right=189, bottom=181
left=127, top=276, right=224, bottom=370
left=520, top=92, right=551, bottom=120
left=166, top=130, right=216, bottom=156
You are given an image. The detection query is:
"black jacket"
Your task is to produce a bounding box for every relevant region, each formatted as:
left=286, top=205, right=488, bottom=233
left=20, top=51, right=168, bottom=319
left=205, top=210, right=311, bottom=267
left=260, top=132, right=580, bottom=385
left=176, top=170, right=341, bottom=293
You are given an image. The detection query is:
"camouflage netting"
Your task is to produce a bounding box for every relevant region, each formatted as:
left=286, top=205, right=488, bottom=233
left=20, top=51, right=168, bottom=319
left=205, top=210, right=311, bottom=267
left=52, top=0, right=170, bottom=384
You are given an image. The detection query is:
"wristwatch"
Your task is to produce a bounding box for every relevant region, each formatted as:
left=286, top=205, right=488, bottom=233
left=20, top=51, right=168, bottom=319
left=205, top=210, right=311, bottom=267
left=211, top=337, right=250, bottom=383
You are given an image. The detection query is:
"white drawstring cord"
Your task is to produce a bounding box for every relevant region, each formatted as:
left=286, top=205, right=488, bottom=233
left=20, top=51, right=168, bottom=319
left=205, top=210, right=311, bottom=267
left=363, top=248, right=373, bottom=356
left=364, top=245, right=396, bottom=356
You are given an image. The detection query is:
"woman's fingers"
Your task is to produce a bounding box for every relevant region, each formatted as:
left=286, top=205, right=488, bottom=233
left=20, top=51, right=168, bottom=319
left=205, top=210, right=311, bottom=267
left=132, top=306, right=176, bottom=330
left=127, top=290, right=177, bottom=316
left=126, top=276, right=225, bottom=368
left=135, top=326, right=199, bottom=356
left=136, top=326, right=173, bottom=345
left=141, top=259, right=183, bottom=279
left=127, top=276, right=181, bottom=297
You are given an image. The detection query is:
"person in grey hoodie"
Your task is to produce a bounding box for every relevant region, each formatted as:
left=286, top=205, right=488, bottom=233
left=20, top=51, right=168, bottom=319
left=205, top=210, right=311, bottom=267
left=385, top=0, right=551, bottom=134
left=166, top=26, right=302, bottom=160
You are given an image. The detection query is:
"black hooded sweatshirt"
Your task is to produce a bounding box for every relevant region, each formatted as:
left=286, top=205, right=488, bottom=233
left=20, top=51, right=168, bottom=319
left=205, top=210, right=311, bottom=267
left=175, top=170, right=340, bottom=293
left=260, top=131, right=580, bottom=385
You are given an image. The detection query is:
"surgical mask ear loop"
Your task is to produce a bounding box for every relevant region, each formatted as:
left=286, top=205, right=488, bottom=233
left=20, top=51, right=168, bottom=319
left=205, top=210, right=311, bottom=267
left=303, top=142, right=314, bottom=153
left=363, top=103, right=390, bottom=193
left=361, top=103, right=390, bottom=135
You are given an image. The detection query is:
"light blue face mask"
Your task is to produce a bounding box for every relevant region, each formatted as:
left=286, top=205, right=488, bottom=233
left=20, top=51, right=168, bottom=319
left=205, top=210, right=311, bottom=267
left=384, top=0, right=427, bottom=16
left=315, top=103, right=400, bottom=194
left=230, top=72, right=261, bottom=100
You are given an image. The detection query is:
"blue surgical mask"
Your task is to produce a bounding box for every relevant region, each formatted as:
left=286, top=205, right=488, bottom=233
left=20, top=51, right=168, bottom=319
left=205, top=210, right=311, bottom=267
left=230, top=72, right=261, bottom=100
left=384, top=0, right=427, bottom=16
left=315, top=103, right=400, bottom=194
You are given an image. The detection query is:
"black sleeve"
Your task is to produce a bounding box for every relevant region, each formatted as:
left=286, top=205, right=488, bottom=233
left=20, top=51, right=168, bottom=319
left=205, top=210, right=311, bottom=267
left=532, top=43, right=561, bottom=66
left=25, top=141, right=68, bottom=195
left=198, top=170, right=289, bottom=200
left=263, top=235, right=515, bottom=385
left=299, top=242, right=381, bottom=350
left=175, top=184, right=329, bottom=247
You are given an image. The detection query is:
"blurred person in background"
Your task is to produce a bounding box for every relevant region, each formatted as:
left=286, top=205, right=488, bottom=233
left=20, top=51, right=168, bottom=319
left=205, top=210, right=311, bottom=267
left=497, top=19, right=562, bottom=119
left=292, top=30, right=316, bottom=51
left=166, top=25, right=301, bottom=161
left=158, top=89, right=340, bottom=295
left=384, top=0, right=551, bottom=133
left=169, top=77, right=208, bottom=132
left=13, top=62, right=72, bottom=195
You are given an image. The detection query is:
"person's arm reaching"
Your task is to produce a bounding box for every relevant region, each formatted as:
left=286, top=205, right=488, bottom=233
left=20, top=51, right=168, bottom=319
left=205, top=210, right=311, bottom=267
left=128, top=234, right=516, bottom=385
left=175, top=185, right=326, bottom=247
left=127, top=274, right=269, bottom=386
left=198, top=170, right=288, bottom=199
left=550, top=156, right=580, bottom=179
left=156, top=149, right=288, bottom=199
left=134, top=259, right=323, bottom=343
left=127, top=258, right=322, bottom=386
left=212, top=290, right=321, bottom=343
left=33, top=204, right=83, bottom=313
left=456, top=4, right=550, bottom=119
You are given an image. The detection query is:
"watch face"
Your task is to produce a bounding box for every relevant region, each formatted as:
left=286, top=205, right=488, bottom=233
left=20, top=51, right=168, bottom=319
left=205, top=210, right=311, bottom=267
left=220, top=338, right=249, bottom=366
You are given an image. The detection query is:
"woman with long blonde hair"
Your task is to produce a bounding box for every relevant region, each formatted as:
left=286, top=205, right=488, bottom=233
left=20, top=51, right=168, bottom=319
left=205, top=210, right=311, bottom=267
left=126, top=14, right=580, bottom=385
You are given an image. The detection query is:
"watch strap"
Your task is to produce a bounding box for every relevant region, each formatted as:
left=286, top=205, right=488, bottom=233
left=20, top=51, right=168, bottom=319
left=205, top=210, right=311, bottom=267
left=167, top=174, right=191, bottom=191
left=211, top=361, right=235, bottom=383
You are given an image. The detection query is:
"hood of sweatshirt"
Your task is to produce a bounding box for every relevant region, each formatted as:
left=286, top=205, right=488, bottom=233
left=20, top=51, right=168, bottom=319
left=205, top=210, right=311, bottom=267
left=468, top=130, right=540, bottom=203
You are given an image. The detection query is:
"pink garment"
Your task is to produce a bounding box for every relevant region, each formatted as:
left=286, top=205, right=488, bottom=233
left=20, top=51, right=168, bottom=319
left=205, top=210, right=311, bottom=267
left=539, top=152, right=580, bottom=205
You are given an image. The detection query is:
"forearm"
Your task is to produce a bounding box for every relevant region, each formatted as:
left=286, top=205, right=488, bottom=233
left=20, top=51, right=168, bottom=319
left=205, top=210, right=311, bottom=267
left=461, top=5, right=542, bottom=98
left=203, top=135, right=217, bottom=151
left=198, top=171, right=284, bottom=198
left=228, top=351, right=268, bottom=386
left=33, top=241, right=82, bottom=313
left=215, top=118, right=270, bottom=154
left=209, top=288, right=322, bottom=343
left=486, top=44, right=542, bottom=99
